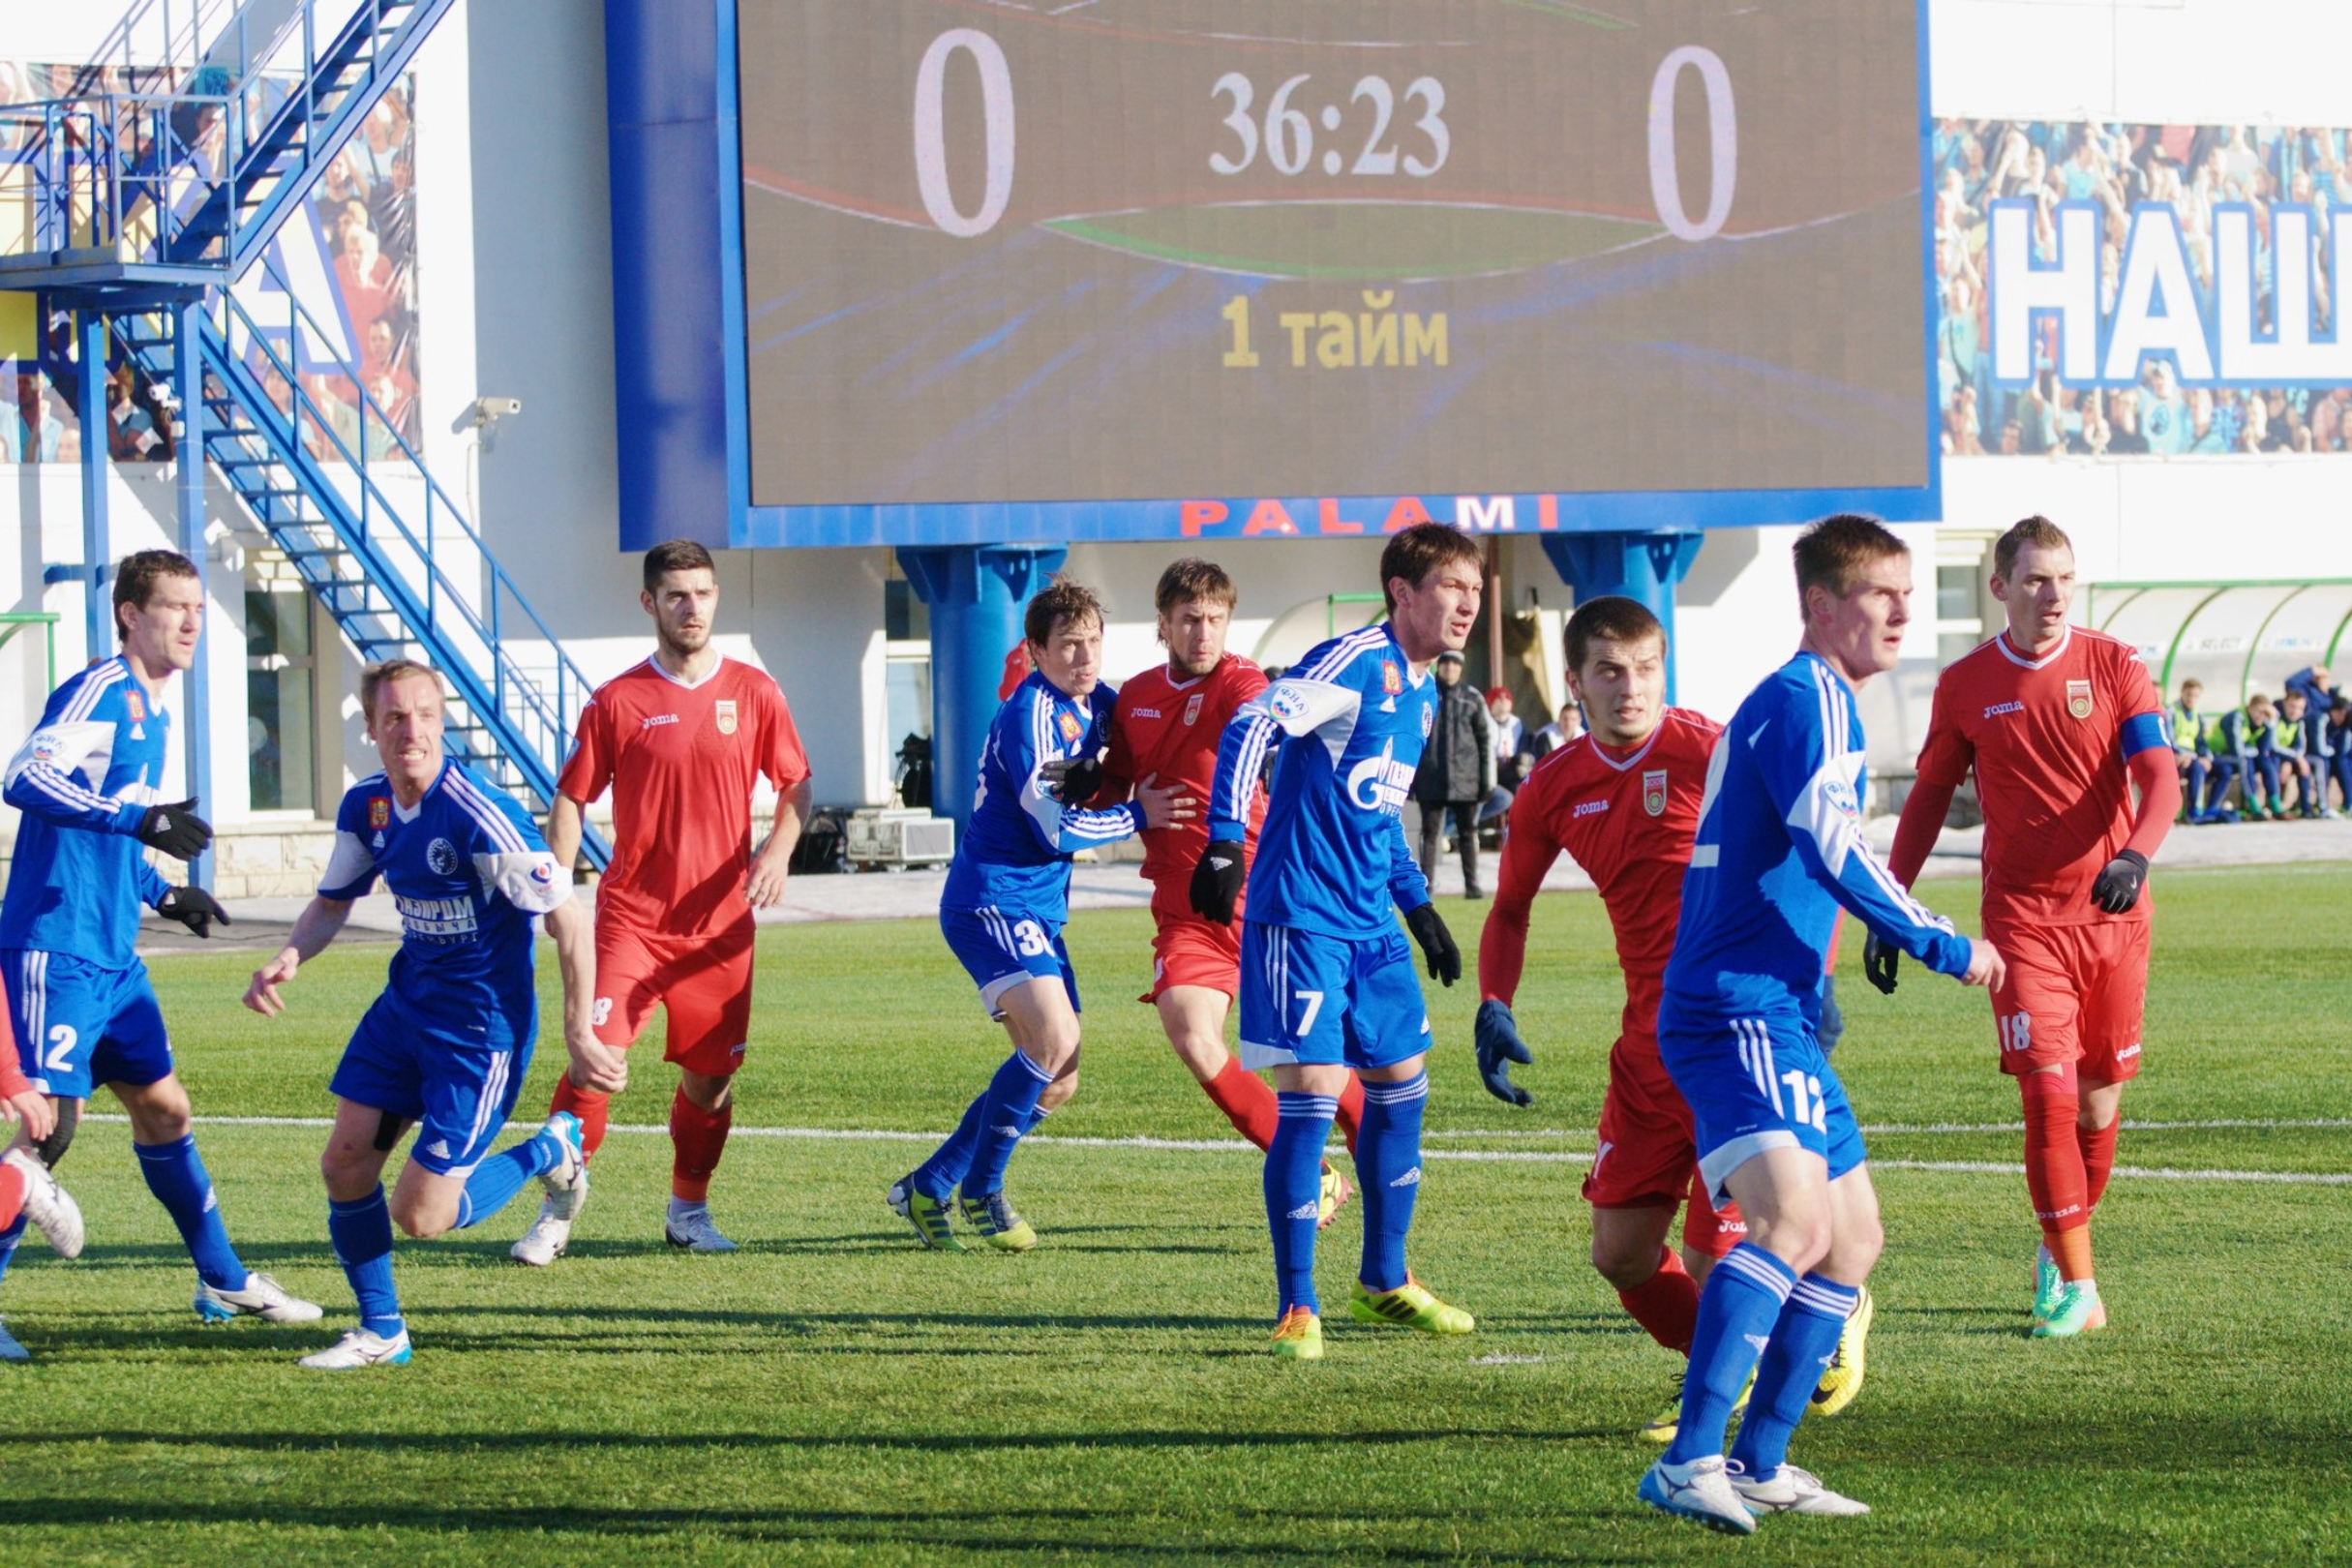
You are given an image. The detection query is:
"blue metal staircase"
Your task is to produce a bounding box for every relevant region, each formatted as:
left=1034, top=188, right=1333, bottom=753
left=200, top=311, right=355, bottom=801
left=0, top=0, right=610, bottom=865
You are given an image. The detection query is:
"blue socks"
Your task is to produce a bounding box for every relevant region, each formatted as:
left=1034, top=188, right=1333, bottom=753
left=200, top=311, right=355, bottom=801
left=960, top=1051, right=1057, bottom=1198
left=0, top=1213, right=24, bottom=1293
left=1267, top=1092, right=1335, bottom=1316
left=452, top=1128, right=564, bottom=1230
left=135, top=1133, right=246, bottom=1291
left=1731, top=1273, right=1860, bottom=1480
left=1666, top=1242, right=1797, bottom=1465
left=327, top=1187, right=404, bottom=1339
left=911, top=1093, right=990, bottom=1201
left=1355, top=1070, right=1428, bottom=1293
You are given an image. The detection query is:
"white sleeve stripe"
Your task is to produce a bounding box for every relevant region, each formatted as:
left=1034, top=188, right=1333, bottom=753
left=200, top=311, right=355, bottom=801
left=1224, top=716, right=1275, bottom=824
left=24, top=766, right=121, bottom=815
left=444, top=770, right=529, bottom=855
left=58, top=664, right=126, bottom=727
left=1297, top=628, right=1384, bottom=685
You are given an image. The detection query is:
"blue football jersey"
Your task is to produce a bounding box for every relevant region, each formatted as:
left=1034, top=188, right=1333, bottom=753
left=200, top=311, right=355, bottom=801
left=1207, top=623, right=1434, bottom=942
left=318, top=759, right=570, bottom=1038
left=1663, top=651, right=1973, bottom=1032
left=0, top=656, right=173, bottom=969
left=941, top=672, right=1144, bottom=921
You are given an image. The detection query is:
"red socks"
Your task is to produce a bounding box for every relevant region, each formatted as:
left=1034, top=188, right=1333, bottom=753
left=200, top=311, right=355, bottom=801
left=1335, top=1072, right=1365, bottom=1157
left=2078, top=1117, right=2119, bottom=1214
left=2021, top=1069, right=2095, bottom=1279
left=1201, top=1057, right=1280, bottom=1150
left=1617, top=1246, right=1701, bottom=1354
left=0, top=1160, right=22, bottom=1230
left=669, top=1089, right=733, bottom=1204
left=1198, top=1060, right=1366, bottom=1157
left=549, top=1077, right=613, bottom=1160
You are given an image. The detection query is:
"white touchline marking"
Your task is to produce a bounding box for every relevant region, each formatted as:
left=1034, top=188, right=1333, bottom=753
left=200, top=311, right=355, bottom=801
left=1432, top=1118, right=2352, bottom=1138
left=83, top=1116, right=2352, bottom=1186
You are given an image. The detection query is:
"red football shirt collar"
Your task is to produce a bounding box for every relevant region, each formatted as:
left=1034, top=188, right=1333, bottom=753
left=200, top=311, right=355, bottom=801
left=645, top=653, right=728, bottom=691
left=1995, top=626, right=2071, bottom=670
left=1584, top=724, right=1666, bottom=774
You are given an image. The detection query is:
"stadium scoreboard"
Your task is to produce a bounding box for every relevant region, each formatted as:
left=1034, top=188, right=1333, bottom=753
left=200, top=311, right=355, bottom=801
left=607, top=1, right=1937, bottom=549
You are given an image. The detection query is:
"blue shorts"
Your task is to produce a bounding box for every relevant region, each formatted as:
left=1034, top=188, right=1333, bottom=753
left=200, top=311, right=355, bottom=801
left=329, top=993, right=533, bottom=1177
left=939, top=906, right=1081, bottom=1020
left=1237, top=922, right=1431, bottom=1071
left=1659, top=1011, right=1865, bottom=1206
left=3, top=949, right=173, bottom=1101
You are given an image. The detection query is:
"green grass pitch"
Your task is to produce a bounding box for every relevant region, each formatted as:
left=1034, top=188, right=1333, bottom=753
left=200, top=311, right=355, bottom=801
left=3, top=864, right=2347, bottom=1564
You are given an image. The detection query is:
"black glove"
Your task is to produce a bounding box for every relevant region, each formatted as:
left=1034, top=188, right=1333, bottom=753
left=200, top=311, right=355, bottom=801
left=1403, top=902, right=1461, bottom=987
left=1473, top=999, right=1533, bottom=1105
left=2090, top=848, right=2150, bottom=915
left=135, top=799, right=212, bottom=860
left=1190, top=839, right=1246, bottom=923
left=1047, top=755, right=1104, bottom=806
left=156, top=885, right=230, bottom=939
left=1863, top=931, right=1899, bottom=996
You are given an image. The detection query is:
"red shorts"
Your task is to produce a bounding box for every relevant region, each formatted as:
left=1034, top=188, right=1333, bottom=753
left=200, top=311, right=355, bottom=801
left=592, top=918, right=756, bottom=1078
left=1583, top=1032, right=1747, bottom=1259
left=1140, top=913, right=1241, bottom=1004
left=1984, top=917, right=2149, bottom=1084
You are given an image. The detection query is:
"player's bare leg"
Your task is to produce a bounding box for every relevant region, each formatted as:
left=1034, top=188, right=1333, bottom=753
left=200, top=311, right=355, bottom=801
left=665, top=1066, right=739, bottom=1252
left=1161, top=985, right=1353, bottom=1227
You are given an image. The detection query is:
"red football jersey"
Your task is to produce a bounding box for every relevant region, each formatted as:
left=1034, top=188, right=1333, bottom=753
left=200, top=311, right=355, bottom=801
left=558, top=656, right=811, bottom=939
left=1105, top=653, right=1268, bottom=917
left=1479, top=707, right=1720, bottom=1007
left=1914, top=626, right=2163, bottom=928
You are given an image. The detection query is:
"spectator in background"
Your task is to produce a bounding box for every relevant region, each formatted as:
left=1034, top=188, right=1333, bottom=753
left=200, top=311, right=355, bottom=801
left=2184, top=388, right=2226, bottom=453
left=2140, top=362, right=2187, bottom=453
left=2105, top=387, right=2152, bottom=453
left=105, top=372, right=163, bottom=464
left=1488, top=687, right=1527, bottom=789
left=1528, top=700, right=1583, bottom=761
left=2326, top=697, right=2352, bottom=814
left=2271, top=691, right=2326, bottom=818
left=1410, top=649, right=1493, bottom=899
left=2284, top=666, right=2336, bottom=756
left=336, top=223, right=396, bottom=339
left=2170, top=678, right=2211, bottom=821
left=2206, top=694, right=2278, bottom=822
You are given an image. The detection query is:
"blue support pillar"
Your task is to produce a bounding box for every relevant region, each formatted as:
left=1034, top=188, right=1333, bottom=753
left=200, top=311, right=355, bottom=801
left=75, top=312, right=110, bottom=661
left=1540, top=531, right=1705, bottom=705
left=897, top=544, right=1068, bottom=841
left=174, top=302, right=214, bottom=890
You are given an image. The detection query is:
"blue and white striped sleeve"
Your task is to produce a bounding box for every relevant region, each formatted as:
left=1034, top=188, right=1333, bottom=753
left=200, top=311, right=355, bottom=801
left=1011, top=692, right=1143, bottom=854
left=450, top=768, right=570, bottom=915
left=1208, top=665, right=1364, bottom=841
left=1, top=677, right=146, bottom=836
left=1386, top=812, right=1432, bottom=912
left=1758, top=669, right=1974, bottom=976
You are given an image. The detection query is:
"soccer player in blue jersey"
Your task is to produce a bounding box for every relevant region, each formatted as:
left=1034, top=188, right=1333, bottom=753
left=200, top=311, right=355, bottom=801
left=0, top=549, right=319, bottom=1359
left=1191, top=522, right=1480, bottom=1359
left=1638, top=516, right=2005, bottom=1531
left=888, top=580, right=1190, bottom=1251
left=243, top=659, right=597, bottom=1369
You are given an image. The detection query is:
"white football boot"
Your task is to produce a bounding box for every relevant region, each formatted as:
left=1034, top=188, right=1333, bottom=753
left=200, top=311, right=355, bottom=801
left=298, top=1326, right=412, bottom=1370
left=194, top=1271, right=324, bottom=1324
left=511, top=1113, right=590, bottom=1266
left=1638, top=1455, right=1758, bottom=1535
left=664, top=1202, right=739, bottom=1253
left=1730, top=1462, right=1872, bottom=1517
left=4, top=1148, right=83, bottom=1258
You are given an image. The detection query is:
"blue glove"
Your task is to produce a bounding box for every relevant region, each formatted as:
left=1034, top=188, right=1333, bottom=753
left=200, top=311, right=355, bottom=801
left=1473, top=999, right=1533, bottom=1106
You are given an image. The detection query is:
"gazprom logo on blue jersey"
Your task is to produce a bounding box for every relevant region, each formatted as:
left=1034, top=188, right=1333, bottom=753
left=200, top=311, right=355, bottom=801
left=1346, top=739, right=1416, bottom=817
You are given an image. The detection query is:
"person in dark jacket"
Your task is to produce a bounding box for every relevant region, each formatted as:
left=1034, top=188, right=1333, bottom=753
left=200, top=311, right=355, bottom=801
left=1411, top=650, right=1495, bottom=897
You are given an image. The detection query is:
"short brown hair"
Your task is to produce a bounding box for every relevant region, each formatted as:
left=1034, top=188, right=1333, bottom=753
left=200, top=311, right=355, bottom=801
left=1565, top=595, right=1666, bottom=673
left=643, top=538, right=715, bottom=592
left=1993, top=514, right=2073, bottom=580
left=112, top=549, right=199, bottom=642
left=1024, top=577, right=1105, bottom=648
left=360, top=658, right=443, bottom=723
left=2180, top=678, right=2203, bottom=694
left=1379, top=523, right=1482, bottom=612
left=1154, top=558, right=1236, bottom=618
left=1793, top=514, right=1910, bottom=604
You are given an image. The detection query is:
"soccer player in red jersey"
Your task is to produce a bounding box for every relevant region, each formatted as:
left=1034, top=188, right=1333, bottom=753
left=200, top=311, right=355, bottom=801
left=513, top=540, right=813, bottom=1263
left=1881, top=516, right=2179, bottom=1337
left=1476, top=597, right=1829, bottom=1442
left=1101, top=559, right=1363, bottom=1222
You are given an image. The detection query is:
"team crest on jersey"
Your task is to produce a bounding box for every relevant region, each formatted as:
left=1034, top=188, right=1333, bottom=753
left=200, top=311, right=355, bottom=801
left=2066, top=679, right=2095, bottom=719
left=1642, top=769, right=1669, bottom=817
left=1381, top=661, right=1402, bottom=695
left=1057, top=710, right=1083, bottom=743
left=368, top=797, right=390, bottom=829
left=1419, top=704, right=1434, bottom=739
left=426, top=836, right=460, bottom=876
left=715, top=699, right=739, bottom=736
left=125, top=691, right=145, bottom=722
left=1183, top=691, right=1204, bottom=726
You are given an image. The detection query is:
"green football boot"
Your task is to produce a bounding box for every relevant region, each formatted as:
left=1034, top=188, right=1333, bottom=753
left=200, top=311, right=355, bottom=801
left=886, top=1177, right=963, bottom=1251
left=2032, top=1281, right=2107, bottom=1339
left=2032, top=1245, right=2065, bottom=1325
left=1347, top=1275, right=1474, bottom=1335
left=957, top=1191, right=1039, bottom=1251
left=1270, top=1307, right=1324, bottom=1360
